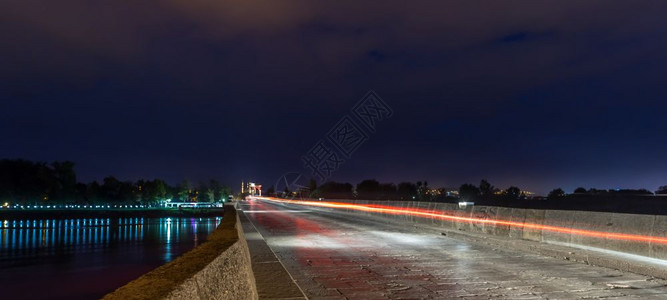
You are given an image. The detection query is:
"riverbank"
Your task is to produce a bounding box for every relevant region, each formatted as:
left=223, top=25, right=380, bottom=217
left=0, top=207, right=226, bottom=220
left=103, top=205, right=258, bottom=299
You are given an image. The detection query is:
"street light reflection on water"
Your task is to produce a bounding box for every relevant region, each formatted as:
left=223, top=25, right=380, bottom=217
left=0, top=216, right=222, bottom=300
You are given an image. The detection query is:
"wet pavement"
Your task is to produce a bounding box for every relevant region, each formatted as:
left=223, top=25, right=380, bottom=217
left=240, top=200, right=667, bottom=299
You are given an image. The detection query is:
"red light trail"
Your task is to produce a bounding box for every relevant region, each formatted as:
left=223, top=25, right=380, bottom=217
left=254, top=197, right=667, bottom=245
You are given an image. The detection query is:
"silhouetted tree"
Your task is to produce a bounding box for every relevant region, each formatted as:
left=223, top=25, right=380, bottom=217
left=479, top=179, right=495, bottom=197
left=379, top=183, right=397, bottom=200
left=318, top=181, right=353, bottom=199
left=308, top=178, right=320, bottom=198
left=574, top=187, right=587, bottom=194
left=205, top=189, right=215, bottom=202
left=178, top=180, right=191, bottom=202
left=198, top=181, right=213, bottom=202
left=51, top=161, right=76, bottom=200
left=417, top=180, right=430, bottom=201
left=101, top=176, right=122, bottom=202
left=309, top=178, right=317, bottom=192
left=397, top=182, right=417, bottom=200
left=209, top=179, right=222, bottom=201
left=119, top=180, right=138, bottom=203
left=0, top=159, right=57, bottom=204
left=657, top=186, right=667, bottom=195
left=459, top=183, right=480, bottom=201
left=0, top=159, right=232, bottom=205
left=504, top=186, right=522, bottom=201
left=588, top=188, right=606, bottom=195
left=609, top=189, right=653, bottom=195
left=208, top=180, right=230, bottom=202
left=221, top=185, right=231, bottom=200
left=136, top=179, right=168, bottom=205
left=357, top=179, right=380, bottom=199
left=84, top=181, right=101, bottom=203
left=548, top=188, right=565, bottom=200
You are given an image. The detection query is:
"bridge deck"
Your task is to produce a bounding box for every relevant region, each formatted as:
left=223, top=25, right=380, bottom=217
left=240, top=200, right=667, bottom=299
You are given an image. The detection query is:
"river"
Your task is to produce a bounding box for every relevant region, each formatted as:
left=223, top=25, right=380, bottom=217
left=0, top=216, right=221, bottom=299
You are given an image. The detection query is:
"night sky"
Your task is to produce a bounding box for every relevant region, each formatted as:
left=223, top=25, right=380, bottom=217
left=2, top=1, right=667, bottom=195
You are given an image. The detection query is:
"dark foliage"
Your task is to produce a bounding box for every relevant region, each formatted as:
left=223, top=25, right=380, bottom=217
left=547, top=188, right=565, bottom=200
left=459, top=183, right=480, bottom=201
left=0, top=159, right=230, bottom=205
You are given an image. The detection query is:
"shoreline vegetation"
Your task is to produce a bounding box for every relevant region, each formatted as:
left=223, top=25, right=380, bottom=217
left=3, top=158, right=667, bottom=216
left=0, top=159, right=232, bottom=207
left=0, top=207, right=226, bottom=220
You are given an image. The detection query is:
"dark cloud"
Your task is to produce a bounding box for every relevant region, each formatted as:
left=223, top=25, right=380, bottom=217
left=1, top=1, right=667, bottom=194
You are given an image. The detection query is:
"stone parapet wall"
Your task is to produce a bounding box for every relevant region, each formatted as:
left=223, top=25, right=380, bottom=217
left=103, top=206, right=257, bottom=300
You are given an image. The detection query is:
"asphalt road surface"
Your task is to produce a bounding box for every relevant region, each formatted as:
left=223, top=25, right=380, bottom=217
left=240, top=199, right=667, bottom=299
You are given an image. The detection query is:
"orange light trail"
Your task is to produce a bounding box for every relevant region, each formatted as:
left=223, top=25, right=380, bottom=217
left=255, top=197, right=667, bottom=245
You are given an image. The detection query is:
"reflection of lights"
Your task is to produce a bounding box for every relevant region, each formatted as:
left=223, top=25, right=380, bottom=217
left=257, top=197, right=667, bottom=245
left=2, top=217, right=218, bottom=265
left=164, top=217, right=173, bottom=262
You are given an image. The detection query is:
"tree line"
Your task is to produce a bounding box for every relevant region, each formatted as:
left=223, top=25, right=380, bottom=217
left=266, top=178, right=667, bottom=203
left=268, top=179, right=457, bottom=201
left=0, top=159, right=231, bottom=205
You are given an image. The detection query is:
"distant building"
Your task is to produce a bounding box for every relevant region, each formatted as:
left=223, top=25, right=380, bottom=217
left=241, top=181, right=262, bottom=196
left=426, top=189, right=441, bottom=196
left=521, top=191, right=535, bottom=197
left=442, top=188, right=459, bottom=198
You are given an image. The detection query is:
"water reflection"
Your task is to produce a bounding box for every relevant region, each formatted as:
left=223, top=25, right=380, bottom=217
left=0, top=217, right=222, bottom=300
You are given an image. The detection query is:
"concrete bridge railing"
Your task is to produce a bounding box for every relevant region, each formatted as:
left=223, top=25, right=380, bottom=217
left=103, top=206, right=258, bottom=300
left=286, top=199, right=667, bottom=277
left=331, top=200, right=667, bottom=258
